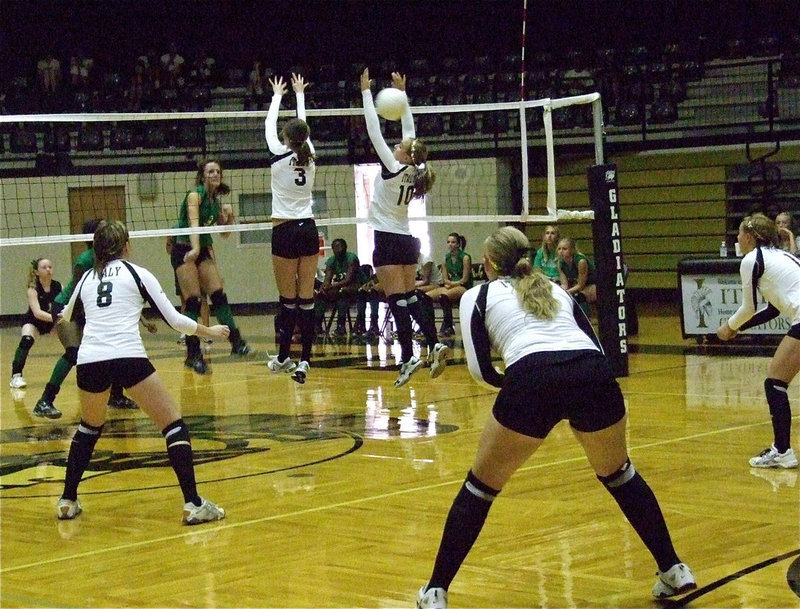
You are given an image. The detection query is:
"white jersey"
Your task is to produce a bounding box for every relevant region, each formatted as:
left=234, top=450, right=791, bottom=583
left=459, top=279, right=599, bottom=389
left=265, top=92, right=316, bottom=220
left=362, top=89, right=417, bottom=235
left=417, top=251, right=443, bottom=285
left=63, top=259, right=198, bottom=364
left=727, top=246, right=800, bottom=330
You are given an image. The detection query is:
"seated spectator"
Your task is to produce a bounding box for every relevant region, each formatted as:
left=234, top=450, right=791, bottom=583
left=556, top=237, right=596, bottom=315
left=775, top=211, right=798, bottom=254
left=532, top=224, right=561, bottom=281
left=427, top=233, right=473, bottom=337
left=314, top=238, right=361, bottom=335
left=416, top=250, right=443, bottom=293
left=69, top=52, right=94, bottom=90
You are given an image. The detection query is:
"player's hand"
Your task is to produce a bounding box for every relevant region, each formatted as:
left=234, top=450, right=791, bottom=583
left=716, top=323, right=737, bottom=341
left=207, top=325, right=231, bottom=340
left=219, top=203, right=234, bottom=225
left=391, top=71, right=406, bottom=91
left=270, top=76, right=287, bottom=96
left=184, top=248, right=200, bottom=263
left=143, top=321, right=158, bottom=334
left=360, top=68, right=371, bottom=92
left=291, top=73, right=309, bottom=93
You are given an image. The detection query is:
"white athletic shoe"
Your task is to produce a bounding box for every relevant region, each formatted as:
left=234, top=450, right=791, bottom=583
left=395, top=356, right=424, bottom=388
left=428, top=343, right=450, bottom=379
left=267, top=355, right=297, bottom=374
left=417, top=585, right=447, bottom=609
left=183, top=497, right=225, bottom=525
left=56, top=498, right=83, bottom=520
left=9, top=373, right=26, bottom=389
left=652, top=562, right=697, bottom=598
left=749, top=445, right=798, bottom=469
left=291, top=361, right=310, bottom=384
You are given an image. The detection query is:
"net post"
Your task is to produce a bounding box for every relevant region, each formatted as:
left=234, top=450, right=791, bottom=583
left=519, top=101, right=530, bottom=220
left=592, top=97, right=605, bottom=165
left=588, top=164, right=628, bottom=377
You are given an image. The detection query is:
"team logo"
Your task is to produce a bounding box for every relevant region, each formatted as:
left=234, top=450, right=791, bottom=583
left=0, top=413, right=458, bottom=494
left=605, top=169, right=616, bottom=183
left=690, top=278, right=713, bottom=329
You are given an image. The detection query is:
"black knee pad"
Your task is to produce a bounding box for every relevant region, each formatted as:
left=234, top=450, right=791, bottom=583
left=765, top=378, right=790, bottom=413
left=297, top=297, right=314, bottom=311
left=184, top=296, right=202, bottom=317
left=279, top=296, right=297, bottom=310
left=19, top=335, right=35, bottom=349
left=597, top=458, right=636, bottom=489
left=210, top=289, right=228, bottom=308
left=65, top=346, right=79, bottom=366
left=162, top=419, right=191, bottom=447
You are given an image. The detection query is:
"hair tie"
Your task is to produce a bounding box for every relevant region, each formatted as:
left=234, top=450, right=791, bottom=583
left=31, top=259, right=38, bottom=269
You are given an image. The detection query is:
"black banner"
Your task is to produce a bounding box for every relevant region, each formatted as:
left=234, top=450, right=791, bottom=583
left=588, top=164, right=629, bottom=377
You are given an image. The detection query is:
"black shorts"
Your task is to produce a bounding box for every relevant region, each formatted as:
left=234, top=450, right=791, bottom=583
left=373, top=231, right=420, bottom=267
left=789, top=323, right=800, bottom=340
left=22, top=313, right=54, bottom=335
left=170, top=242, right=214, bottom=271
left=493, top=350, right=626, bottom=438
left=272, top=219, right=319, bottom=258
left=77, top=358, right=156, bottom=393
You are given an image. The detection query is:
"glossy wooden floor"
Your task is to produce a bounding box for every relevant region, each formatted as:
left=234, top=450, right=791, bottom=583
left=1, top=303, right=798, bottom=608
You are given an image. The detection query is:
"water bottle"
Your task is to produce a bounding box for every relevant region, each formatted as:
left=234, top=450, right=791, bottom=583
left=720, top=240, right=728, bottom=258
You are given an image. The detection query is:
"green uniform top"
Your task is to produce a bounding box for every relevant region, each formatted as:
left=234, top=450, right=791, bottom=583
left=533, top=246, right=560, bottom=281
left=54, top=248, right=95, bottom=306
left=325, top=251, right=360, bottom=284
left=558, top=252, right=596, bottom=287
left=444, top=249, right=473, bottom=289
left=175, top=184, right=219, bottom=249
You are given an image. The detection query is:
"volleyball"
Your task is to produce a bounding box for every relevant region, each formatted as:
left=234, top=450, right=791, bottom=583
left=375, top=88, right=408, bottom=121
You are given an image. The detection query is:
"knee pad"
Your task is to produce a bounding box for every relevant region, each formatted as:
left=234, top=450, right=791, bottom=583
left=597, top=458, right=636, bottom=489
left=297, top=297, right=314, bottom=311
left=279, top=296, right=297, bottom=311
left=65, top=346, right=79, bottom=366
left=184, top=296, right=202, bottom=317
left=163, top=419, right=191, bottom=447
left=765, top=378, right=790, bottom=413
left=210, top=289, right=228, bottom=308
left=19, top=335, right=35, bottom=350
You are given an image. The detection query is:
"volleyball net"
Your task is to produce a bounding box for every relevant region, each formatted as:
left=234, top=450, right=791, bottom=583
left=0, top=94, right=603, bottom=247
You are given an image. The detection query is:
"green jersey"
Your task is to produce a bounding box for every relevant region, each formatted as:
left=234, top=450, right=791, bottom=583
left=176, top=184, right=219, bottom=249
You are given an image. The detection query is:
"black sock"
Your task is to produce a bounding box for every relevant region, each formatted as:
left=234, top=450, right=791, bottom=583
left=296, top=299, right=315, bottom=362
left=598, top=460, right=680, bottom=573
left=765, top=378, right=792, bottom=453
left=428, top=470, right=499, bottom=591
left=388, top=294, right=413, bottom=362
left=278, top=297, right=298, bottom=361
left=12, top=335, right=34, bottom=375
left=407, top=291, right=438, bottom=347
left=163, top=419, right=200, bottom=505
left=62, top=420, right=104, bottom=501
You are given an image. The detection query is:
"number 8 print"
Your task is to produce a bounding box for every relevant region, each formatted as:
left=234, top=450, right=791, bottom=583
left=96, top=281, right=113, bottom=308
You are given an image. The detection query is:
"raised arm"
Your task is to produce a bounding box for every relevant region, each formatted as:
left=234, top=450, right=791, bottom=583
left=360, top=68, right=397, bottom=168
left=265, top=76, right=287, bottom=154
left=391, top=71, right=415, bottom=139
left=291, top=73, right=315, bottom=155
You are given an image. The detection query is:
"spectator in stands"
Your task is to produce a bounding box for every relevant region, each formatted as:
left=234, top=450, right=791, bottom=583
left=532, top=225, right=561, bottom=282
left=126, top=60, right=147, bottom=112
left=315, top=238, right=362, bottom=336
left=428, top=232, right=473, bottom=337
left=161, top=43, right=185, bottom=88
left=245, top=60, right=266, bottom=110
left=69, top=52, right=94, bottom=90
left=37, top=51, right=61, bottom=97
left=775, top=211, right=798, bottom=255
left=557, top=237, right=596, bottom=315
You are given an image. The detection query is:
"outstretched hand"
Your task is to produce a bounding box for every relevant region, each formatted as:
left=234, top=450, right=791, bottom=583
left=391, top=71, right=406, bottom=91
left=360, top=68, right=371, bottom=92
left=270, top=76, right=287, bottom=96
left=207, top=324, right=231, bottom=341
left=291, top=73, right=310, bottom=93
